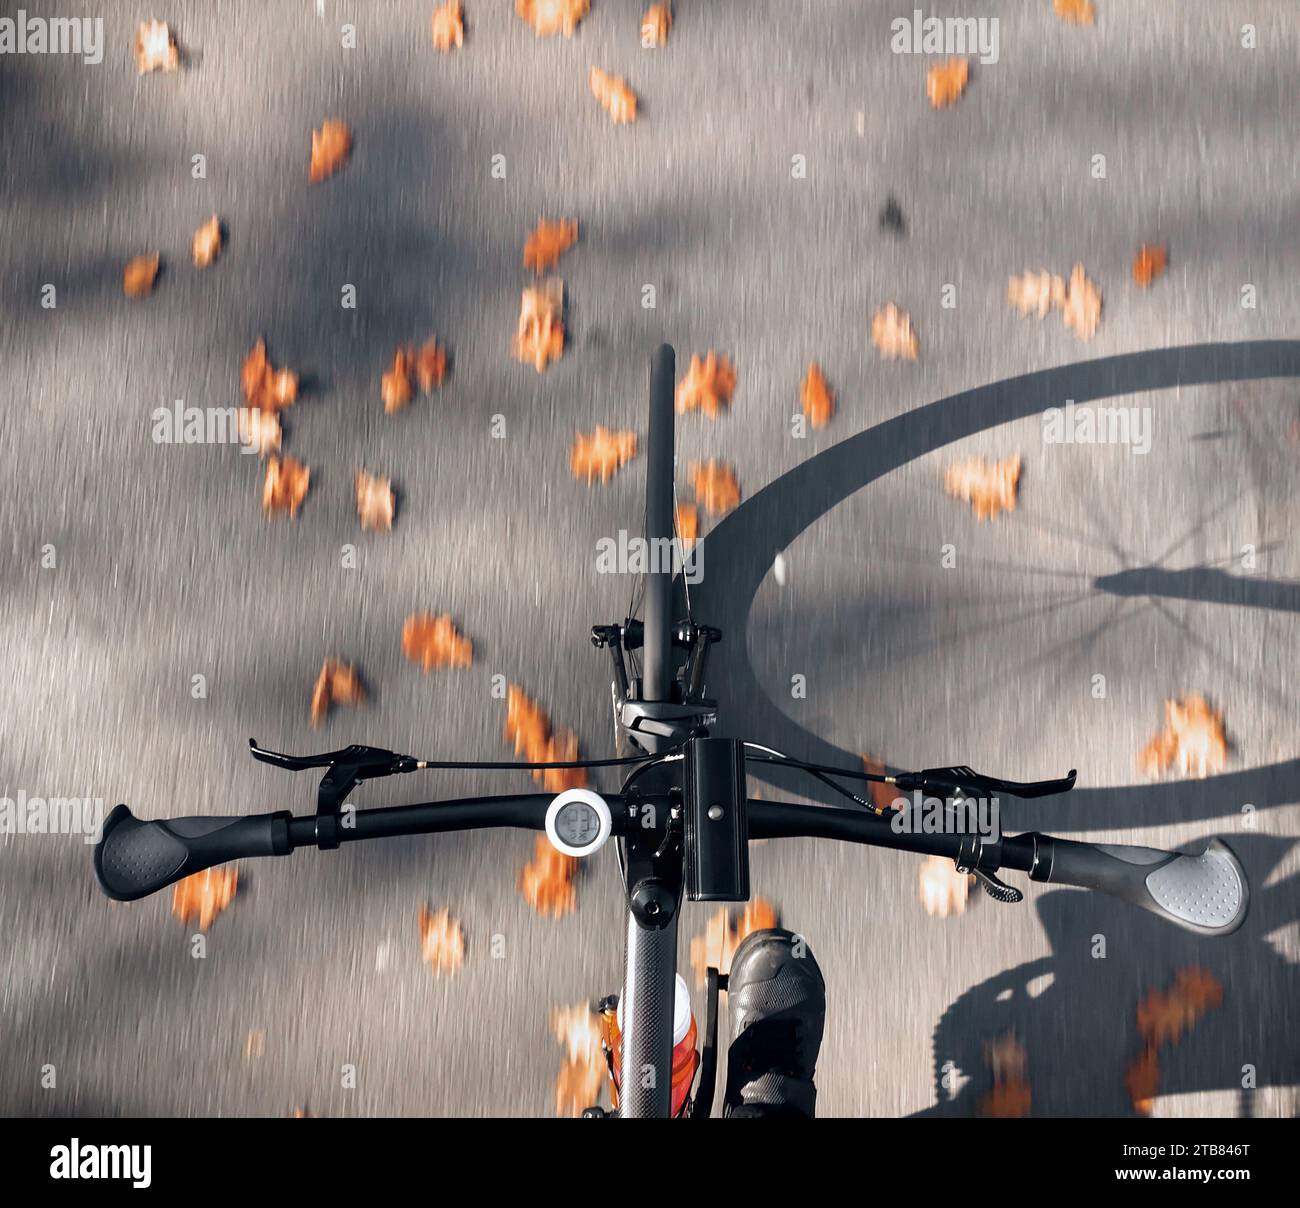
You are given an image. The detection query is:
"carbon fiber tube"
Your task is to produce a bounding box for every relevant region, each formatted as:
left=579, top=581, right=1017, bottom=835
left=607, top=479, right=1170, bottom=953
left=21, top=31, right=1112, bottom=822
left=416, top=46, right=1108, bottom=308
left=618, top=909, right=678, bottom=1118
left=642, top=343, right=676, bottom=703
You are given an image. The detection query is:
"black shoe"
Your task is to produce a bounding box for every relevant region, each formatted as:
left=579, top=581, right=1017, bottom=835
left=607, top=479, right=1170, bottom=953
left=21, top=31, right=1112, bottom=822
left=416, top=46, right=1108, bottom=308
left=723, top=927, right=825, bottom=1118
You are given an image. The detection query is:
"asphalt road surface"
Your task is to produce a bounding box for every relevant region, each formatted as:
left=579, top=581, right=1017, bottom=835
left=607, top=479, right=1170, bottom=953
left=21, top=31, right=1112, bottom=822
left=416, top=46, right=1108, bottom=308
left=2, top=0, right=1298, bottom=1118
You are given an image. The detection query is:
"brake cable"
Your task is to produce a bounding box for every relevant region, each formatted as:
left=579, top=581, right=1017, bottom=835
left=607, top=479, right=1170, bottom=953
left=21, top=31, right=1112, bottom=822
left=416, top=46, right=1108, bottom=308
left=743, top=743, right=880, bottom=813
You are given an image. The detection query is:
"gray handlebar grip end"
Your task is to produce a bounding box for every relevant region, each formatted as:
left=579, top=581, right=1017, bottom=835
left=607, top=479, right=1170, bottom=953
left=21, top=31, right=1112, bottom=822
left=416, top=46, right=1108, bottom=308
left=1141, top=837, right=1249, bottom=936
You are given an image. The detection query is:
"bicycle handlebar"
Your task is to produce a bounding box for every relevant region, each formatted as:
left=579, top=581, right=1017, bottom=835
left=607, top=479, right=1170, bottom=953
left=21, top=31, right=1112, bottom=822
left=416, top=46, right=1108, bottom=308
left=93, top=793, right=1249, bottom=935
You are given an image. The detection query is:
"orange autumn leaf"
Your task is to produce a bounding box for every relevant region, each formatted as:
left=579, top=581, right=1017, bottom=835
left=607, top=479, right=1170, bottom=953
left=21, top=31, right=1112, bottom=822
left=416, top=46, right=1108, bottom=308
left=926, top=57, right=969, bottom=108
left=431, top=0, right=465, bottom=52
left=238, top=407, right=281, bottom=457
left=978, top=1033, right=1031, bottom=1118
left=355, top=470, right=396, bottom=532
left=241, top=338, right=299, bottom=413
left=524, top=218, right=578, bottom=273
left=871, top=303, right=919, bottom=361
left=262, top=455, right=311, bottom=517
left=918, top=854, right=974, bottom=918
left=402, top=613, right=473, bottom=671
left=641, top=3, right=672, bottom=46
left=310, top=658, right=364, bottom=726
left=1133, top=243, right=1168, bottom=288
left=1125, top=1045, right=1160, bottom=1116
left=520, top=834, right=578, bottom=917
left=571, top=426, right=638, bottom=484
left=309, top=119, right=351, bottom=184
left=192, top=215, right=222, bottom=268
left=691, top=459, right=740, bottom=516
left=861, top=753, right=900, bottom=815
left=676, top=352, right=737, bottom=417
left=1060, top=262, right=1102, bottom=340
left=675, top=502, right=699, bottom=550
left=417, top=904, right=465, bottom=975
left=382, top=345, right=415, bottom=413
left=1139, top=695, right=1228, bottom=780
left=1173, top=965, right=1224, bottom=1016
left=512, top=279, right=565, bottom=372
left=172, top=867, right=237, bottom=931
left=517, top=0, right=589, bottom=38
left=800, top=362, right=834, bottom=429
left=688, top=899, right=779, bottom=987
left=539, top=728, right=586, bottom=793
left=1054, top=0, right=1096, bottom=26
left=943, top=454, right=1021, bottom=521
left=551, top=1002, right=606, bottom=1117
left=135, top=20, right=179, bottom=74
left=505, top=684, right=551, bottom=759
left=416, top=338, right=448, bottom=392
left=123, top=254, right=159, bottom=298
left=590, top=67, right=638, bottom=125
left=1007, top=270, right=1066, bottom=319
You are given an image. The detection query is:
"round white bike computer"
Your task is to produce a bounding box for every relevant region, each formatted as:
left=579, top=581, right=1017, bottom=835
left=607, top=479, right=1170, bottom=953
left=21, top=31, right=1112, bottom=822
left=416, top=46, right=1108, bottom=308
left=545, top=788, right=612, bottom=858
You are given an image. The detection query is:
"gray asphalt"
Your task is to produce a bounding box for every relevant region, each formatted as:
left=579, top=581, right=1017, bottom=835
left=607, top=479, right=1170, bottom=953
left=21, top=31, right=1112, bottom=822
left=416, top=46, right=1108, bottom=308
left=2, top=0, right=1298, bottom=1118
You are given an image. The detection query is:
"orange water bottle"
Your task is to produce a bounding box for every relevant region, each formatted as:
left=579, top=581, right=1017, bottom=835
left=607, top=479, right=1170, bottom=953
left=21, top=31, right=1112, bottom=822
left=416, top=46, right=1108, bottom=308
left=601, top=973, right=699, bottom=1117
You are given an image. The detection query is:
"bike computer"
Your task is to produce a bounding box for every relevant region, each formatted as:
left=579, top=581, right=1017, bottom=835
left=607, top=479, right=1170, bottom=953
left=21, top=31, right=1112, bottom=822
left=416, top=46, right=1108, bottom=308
left=546, top=788, right=612, bottom=858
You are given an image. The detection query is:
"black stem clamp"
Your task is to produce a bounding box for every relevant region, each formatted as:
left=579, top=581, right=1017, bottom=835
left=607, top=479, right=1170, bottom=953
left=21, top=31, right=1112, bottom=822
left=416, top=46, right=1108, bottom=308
left=248, top=739, right=420, bottom=849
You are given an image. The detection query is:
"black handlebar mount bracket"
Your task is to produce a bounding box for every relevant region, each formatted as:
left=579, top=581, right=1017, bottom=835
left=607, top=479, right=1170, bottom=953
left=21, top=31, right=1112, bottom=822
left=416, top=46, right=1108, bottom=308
left=248, top=738, right=420, bottom=849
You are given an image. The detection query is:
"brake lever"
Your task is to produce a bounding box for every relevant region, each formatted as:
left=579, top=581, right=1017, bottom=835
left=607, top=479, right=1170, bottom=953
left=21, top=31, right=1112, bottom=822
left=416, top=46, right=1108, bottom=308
left=889, top=765, right=1077, bottom=800
left=249, top=739, right=422, bottom=849
left=249, top=739, right=420, bottom=776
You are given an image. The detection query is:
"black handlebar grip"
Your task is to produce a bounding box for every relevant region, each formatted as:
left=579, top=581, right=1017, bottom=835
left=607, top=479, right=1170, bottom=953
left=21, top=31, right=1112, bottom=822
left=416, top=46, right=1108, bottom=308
left=1033, top=835, right=1248, bottom=936
left=94, top=804, right=293, bottom=901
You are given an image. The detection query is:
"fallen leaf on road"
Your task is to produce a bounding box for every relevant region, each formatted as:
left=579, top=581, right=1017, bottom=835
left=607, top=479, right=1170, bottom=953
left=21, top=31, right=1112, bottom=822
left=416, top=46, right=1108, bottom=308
left=800, top=362, right=834, bottom=428
left=123, top=254, right=159, bottom=298
left=417, top=904, right=465, bottom=975
left=1007, top=270, right=1065, bottom=319
left=382, top=345, right=415, bottom=413
left=918, top=854, right=974, bottom=917
left=242, top=338, right=299, bottom=413
left=539, top=728, right=587, bottom=793
left=513, top=279, right=565, bottom=372
left=943, top=454, right=1021, bottom=521
left=135, top=20, right=179, bottom=74
left=245, top=1030, right=265, bottom=1059
left=676, top=352, right=737, bottom=417
left=238, top=407, right=281, bottom=457
left=172, top=868, right=237, bottom=930
left=415, top=338, right=448, bottom=393
left=518, top=0, right=589, bottom=37
left=1125, top=1045, right=1160, bottom=1116
left=1127, top=967, right=1223, bottom=1114
left=926, top=57, right=969, bottom=108
left=310, top=659, right=364, bottom=726
left=979, top=1033, right=1031, bottom=1118
left=1133, top=243, right=1168, bottom=287
left=1060, top=263, right=1101, bottom=340
left=551, top=1002, right=605, bottom=1117
left=192, top=215, right=222, bottom=267
left=861, top=753, right=901, bottom=814
left=688, top=899, right=779, bottom=987
left=355, top=470, right=396, bottom=531
left=1054, top=0, right=1096, bottom=25
left=676, top=502, right=699, bottom=549
left=521, top=834, right=579, bottom=917
left=402, top=613, right=473, bottom=670
left=690, top=460, right=740, bottom=516
left=571, top=426, right=637, bottom=483
left=1139, top=695, right=1228, bottom=779
left=524, top=218, right=578, bottom=272
left=642, top=3, right=672, bottom=46
left=506, top=684, right=550, bottom=759
left=262, top=455, right=310, bottom=517
left=590, top=67, right=638, bottom=125
left=309, top=119, right=351, bottom=184
left=871, top=304, right=919, bottom=360
left=431, top=0, right=465, bottom=51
